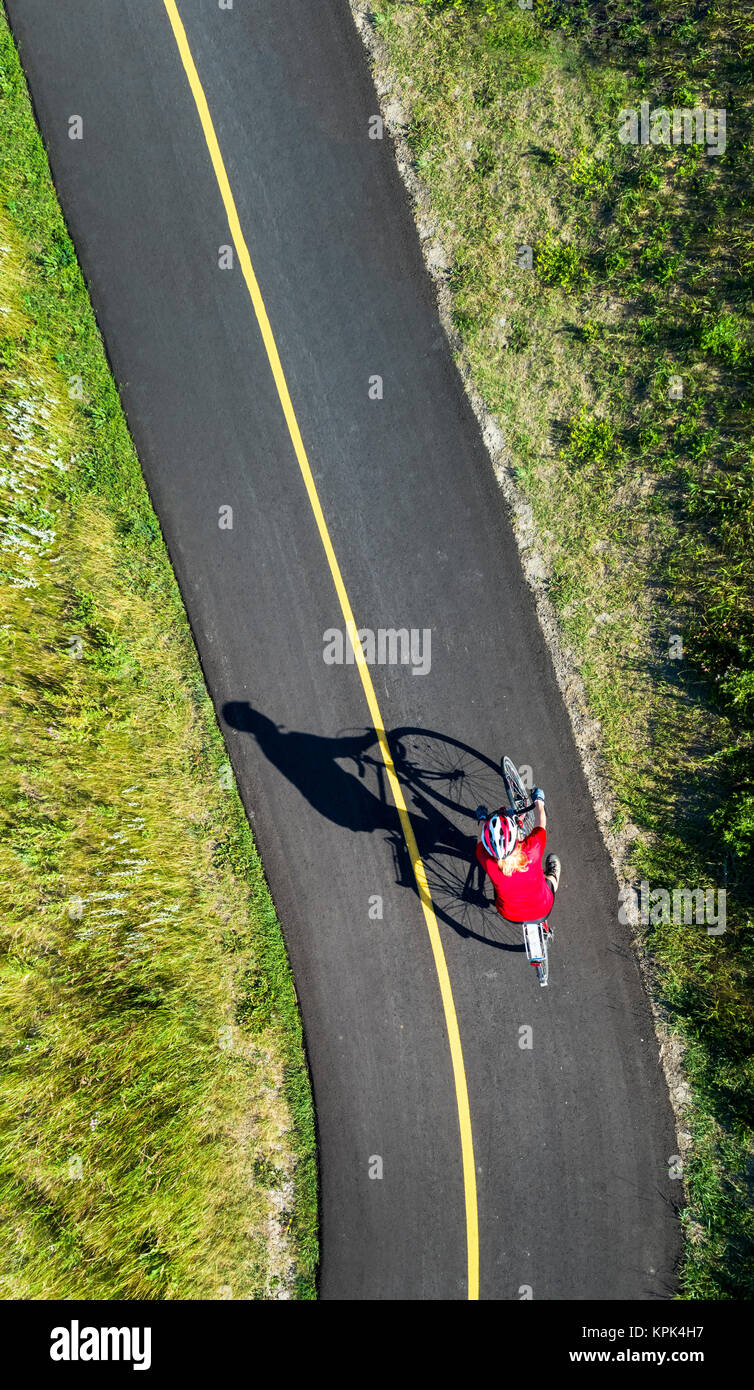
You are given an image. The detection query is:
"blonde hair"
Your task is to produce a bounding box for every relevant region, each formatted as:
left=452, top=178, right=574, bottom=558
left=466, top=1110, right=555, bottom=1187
left=497, top=845, right=528, bottom=876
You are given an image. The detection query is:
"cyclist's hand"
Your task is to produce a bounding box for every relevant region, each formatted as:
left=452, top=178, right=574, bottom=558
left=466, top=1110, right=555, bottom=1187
left=532, top=787, right=546, bottom=803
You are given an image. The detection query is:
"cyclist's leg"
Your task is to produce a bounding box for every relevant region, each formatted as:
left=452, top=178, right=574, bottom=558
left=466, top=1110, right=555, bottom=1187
left=544, top=853, right=561, bottom=894
left=543, top=856, right=560, bottom=937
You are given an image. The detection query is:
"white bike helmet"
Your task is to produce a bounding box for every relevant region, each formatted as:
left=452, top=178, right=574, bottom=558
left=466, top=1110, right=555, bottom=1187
left=480, top=811, right=518, bottom=860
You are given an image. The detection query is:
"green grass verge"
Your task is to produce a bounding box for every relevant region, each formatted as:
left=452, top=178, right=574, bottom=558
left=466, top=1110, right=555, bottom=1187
left=370, top=0, right=753, bottom=1297
left=0, top=9, right=317, bottom=1299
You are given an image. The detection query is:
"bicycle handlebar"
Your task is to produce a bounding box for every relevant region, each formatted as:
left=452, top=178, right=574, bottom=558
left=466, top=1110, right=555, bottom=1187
left=506, top=801, right=537, bottom=817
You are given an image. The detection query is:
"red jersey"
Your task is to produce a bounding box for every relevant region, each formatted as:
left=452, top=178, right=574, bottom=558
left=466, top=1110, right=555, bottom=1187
left=476, top=826, right=554, bottom=923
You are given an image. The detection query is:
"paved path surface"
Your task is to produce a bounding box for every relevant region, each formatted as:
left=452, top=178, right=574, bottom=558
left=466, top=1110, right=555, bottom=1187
left=6, top=0, right=681, bottom=1299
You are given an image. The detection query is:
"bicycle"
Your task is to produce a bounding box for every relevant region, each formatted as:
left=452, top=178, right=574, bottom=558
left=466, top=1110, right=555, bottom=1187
left=477, top=757, right=555, bottom=988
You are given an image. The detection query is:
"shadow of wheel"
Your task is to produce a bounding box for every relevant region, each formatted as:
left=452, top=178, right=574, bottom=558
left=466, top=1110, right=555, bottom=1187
left=386, top=727, right=525, bottom=946
left=387, top=726, right=509, bottom=825
left=335, top=724, right=527, bottom=943
left=421, top=848, right=525, bottom=948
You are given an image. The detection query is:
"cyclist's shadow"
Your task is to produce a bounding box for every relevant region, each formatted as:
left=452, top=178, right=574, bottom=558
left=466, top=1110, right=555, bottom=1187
left=223, top=701, right=524, bottom=950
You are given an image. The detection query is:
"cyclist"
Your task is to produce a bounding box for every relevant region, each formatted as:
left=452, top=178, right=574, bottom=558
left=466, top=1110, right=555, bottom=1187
left=475, top=788, right=561, bottom=931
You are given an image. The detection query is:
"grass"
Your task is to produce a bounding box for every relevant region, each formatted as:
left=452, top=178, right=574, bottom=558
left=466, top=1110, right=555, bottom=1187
left=369, top=0, right=754, bottom=1297
left=0, top=8, right=317, bottom=1299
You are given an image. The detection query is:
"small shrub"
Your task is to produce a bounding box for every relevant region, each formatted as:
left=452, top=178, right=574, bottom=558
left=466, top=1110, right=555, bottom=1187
left=235, top=965, right=275, bottom=1034
left=561, top=406, right=623, bottom=470
left=535, top=232, right=586, bottom=290
left=569, top=148, right=612, bottom=194
left=507, top=313, right=531, bottom=352
left=700, top=314, right=749, bottom=367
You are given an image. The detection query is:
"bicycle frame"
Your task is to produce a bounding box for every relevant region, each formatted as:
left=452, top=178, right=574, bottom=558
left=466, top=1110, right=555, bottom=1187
left=500, top=758, right=552, bottom=986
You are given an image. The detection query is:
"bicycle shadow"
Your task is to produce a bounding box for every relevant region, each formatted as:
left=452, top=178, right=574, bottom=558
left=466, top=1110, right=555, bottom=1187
left=222, top=701, right=524, bottom=950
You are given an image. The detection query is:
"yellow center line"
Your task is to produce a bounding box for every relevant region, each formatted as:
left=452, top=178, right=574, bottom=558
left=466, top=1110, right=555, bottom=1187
left=162, top=0, right=479, bottom=1299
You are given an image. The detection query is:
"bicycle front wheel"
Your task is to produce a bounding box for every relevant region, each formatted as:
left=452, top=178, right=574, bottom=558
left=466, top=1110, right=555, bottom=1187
left=501, top=756, right=535, bottom=838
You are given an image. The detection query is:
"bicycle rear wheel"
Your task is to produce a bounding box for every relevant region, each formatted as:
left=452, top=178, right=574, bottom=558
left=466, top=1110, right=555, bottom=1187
left=501, top=756, right=535, bottom=838
left=535, top=945, right=549, bottom=987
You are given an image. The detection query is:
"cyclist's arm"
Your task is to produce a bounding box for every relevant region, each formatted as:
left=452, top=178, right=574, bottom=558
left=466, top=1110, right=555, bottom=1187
left=532, top=801, right=546, bottom=831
